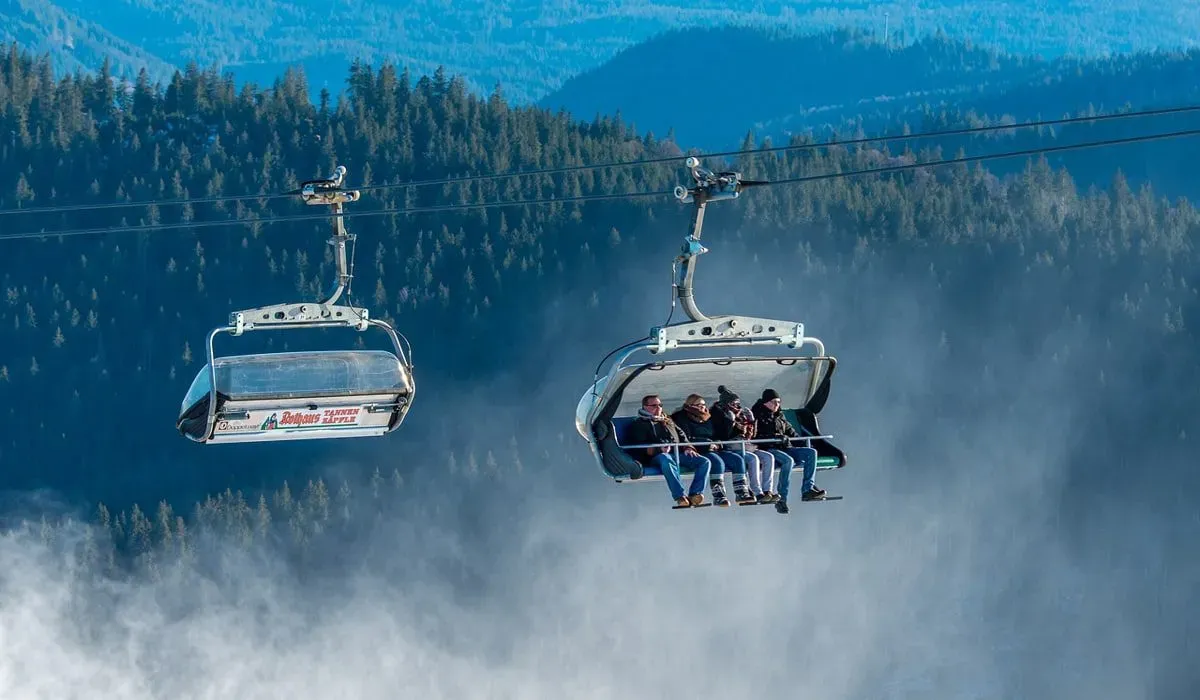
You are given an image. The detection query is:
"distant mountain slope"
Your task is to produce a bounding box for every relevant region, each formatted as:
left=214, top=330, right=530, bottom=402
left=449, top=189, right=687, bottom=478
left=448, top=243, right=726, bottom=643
left=539, top=25, right=1200, bottom=151
left=540, top=26, right=1055, bottom=147
left=0, top=0, right=174, bottom=80
left=4, top=0, right=1200, bottom=104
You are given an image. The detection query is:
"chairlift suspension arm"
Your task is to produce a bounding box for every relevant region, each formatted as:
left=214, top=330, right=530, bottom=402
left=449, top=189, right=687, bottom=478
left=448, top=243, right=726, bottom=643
left=672, top=157, right=768, bottom=323
left=300, top=165, right=360, bottom=308
left=648, top=158, right=809, bottom=353
left=225, top=165, right=371, bottom=336
left=323, top=201, right=351, bottom=307
left=677, top=194, right=709, bottom=321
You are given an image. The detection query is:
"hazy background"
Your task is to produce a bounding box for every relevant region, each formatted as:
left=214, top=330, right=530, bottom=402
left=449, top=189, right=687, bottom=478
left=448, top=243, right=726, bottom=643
left=1, top=215, right=1195, bottom=700
left=3, top=6, right=1200, bottom=696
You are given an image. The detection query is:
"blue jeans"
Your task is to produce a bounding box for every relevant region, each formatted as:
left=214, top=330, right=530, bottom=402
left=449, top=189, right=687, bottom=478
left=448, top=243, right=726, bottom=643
left=700, top=450, right=747, bottom=477
left=729, top=446, right=771, bottom=494
left=762, top=446, right=817, bottom=500
left=651, top=452, right=711, bottom=501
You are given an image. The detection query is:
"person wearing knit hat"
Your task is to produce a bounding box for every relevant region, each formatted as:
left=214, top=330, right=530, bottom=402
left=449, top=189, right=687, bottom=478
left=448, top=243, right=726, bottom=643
left=711, top=384, right=772, bottom=505
left=751, top=388, right=826, bottom=513
left=717, top=385, right=741, bottom=405
left=750, top=388, right=784, bottom=502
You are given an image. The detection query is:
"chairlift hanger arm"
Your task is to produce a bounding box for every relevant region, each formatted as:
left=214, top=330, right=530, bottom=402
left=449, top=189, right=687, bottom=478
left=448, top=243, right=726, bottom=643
left=670, top=157, right=769, bottom=323
left=227, top=165, right=367, bottom=336
left=299, top=165, right=360, bottom=308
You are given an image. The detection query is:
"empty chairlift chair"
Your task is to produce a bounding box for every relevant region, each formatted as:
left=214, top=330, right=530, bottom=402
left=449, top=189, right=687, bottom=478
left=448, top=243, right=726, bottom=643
left=175, top=165, right=417, bottom=444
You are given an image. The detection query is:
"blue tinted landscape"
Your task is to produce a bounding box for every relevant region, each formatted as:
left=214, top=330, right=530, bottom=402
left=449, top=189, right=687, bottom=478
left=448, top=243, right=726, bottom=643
left=0, top=2, right=1197, bottom=698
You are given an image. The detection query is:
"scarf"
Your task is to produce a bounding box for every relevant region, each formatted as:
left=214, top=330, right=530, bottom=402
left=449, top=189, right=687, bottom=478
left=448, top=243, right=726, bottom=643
left=684, top=403, right=711, bottom=422
left=638, top=408, right=683, bottom=443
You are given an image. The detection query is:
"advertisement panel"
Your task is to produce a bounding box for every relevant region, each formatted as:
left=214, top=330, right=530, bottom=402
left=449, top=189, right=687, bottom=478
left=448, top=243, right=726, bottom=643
left=215, top=405, right=387, bottom=435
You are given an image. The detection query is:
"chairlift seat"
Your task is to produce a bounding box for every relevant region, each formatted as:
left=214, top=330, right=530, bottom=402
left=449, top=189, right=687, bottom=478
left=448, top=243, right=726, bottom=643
left=609, top=412, right=842, bottom=480
left=579, top=352, right=846, bottom=482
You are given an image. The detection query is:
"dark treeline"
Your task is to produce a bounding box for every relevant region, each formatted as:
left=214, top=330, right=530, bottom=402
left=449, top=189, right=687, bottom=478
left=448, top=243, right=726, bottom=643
left=1, top=35, right=1199, bottom=540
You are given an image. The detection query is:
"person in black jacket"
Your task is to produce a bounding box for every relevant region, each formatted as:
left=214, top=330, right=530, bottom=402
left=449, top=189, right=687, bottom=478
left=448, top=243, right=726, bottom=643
left=624, top=393, right=711, bottom=507
left=751, top=388, right=827, bottom=513
left=711, top=385, right=776, bottom=505
left=674, top=392, right=755, bottom=506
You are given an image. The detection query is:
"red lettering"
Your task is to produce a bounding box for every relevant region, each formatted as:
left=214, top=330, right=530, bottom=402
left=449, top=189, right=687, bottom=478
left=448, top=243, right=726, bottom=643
left=271, top=408, right=363, bottom=428
left=280, top=411, right=321, bottom=426
left=326, top=407, right=360, bottom=424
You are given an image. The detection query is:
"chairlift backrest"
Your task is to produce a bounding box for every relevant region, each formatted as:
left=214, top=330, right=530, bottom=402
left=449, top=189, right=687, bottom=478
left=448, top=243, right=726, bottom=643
left=604, top=355, right=829, bottom=418
left=214, top=350, right=410, bottom=401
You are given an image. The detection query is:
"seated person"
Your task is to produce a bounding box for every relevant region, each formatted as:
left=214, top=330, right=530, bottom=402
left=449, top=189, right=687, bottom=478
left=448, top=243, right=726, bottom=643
left=712, top=385, right=774, bottom=505
left=670, top=393, right=751, bottom=507
left=625, top=394, right=711, bottom=508
left=751, top=388, right=827, bottom=514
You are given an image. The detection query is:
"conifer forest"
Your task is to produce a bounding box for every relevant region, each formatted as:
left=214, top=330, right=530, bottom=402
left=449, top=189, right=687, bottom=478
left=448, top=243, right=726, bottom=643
left=1, top=18, right=1200, bottom=698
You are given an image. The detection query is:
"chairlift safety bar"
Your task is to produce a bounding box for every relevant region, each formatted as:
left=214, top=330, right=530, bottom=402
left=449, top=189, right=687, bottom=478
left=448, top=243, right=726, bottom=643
left=620, top=436, right=834, bottom=450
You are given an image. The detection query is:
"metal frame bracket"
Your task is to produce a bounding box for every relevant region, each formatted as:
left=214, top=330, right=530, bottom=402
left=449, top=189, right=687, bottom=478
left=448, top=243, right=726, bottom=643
left=648, top=316, right=810, bottom=352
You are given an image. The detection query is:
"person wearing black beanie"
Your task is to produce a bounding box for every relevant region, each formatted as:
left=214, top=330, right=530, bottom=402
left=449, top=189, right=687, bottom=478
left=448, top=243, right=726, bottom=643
left=711, top=384, right=773, bottom=505
left=751, top=388, right=827, bottom=513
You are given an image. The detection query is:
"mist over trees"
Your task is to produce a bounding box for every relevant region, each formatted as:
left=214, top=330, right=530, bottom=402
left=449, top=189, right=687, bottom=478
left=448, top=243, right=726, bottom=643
left=1, top=23, right=1199, bottom=695
left=0, top=28, right=1198, bottom=583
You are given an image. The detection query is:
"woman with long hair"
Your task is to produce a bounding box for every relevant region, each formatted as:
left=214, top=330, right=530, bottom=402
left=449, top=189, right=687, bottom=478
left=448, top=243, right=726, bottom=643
left=670, top=392, right=753, bottom=506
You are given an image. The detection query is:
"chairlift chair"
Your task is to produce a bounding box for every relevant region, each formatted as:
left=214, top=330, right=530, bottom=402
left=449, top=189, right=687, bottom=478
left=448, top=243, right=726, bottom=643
left=574, top=157, right=847, bottom=483
left=177, top=166, right=416, bottom=444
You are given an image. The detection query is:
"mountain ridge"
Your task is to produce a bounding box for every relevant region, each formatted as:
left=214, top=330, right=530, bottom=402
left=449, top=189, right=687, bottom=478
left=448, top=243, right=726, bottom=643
left=5, top=0, right=1200, bottom=105
left=540, top=25, right=1200, bottom=150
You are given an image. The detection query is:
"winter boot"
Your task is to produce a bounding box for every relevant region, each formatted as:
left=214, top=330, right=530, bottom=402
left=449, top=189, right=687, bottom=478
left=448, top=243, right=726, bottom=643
left=710, top=478, right=730, bottom=507
left=734, top=479, right=757, bottom=505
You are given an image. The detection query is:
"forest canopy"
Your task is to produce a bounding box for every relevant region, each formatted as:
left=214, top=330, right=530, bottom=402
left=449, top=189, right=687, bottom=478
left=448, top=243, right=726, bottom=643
left=0, top=36, right=1198, bottom=561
